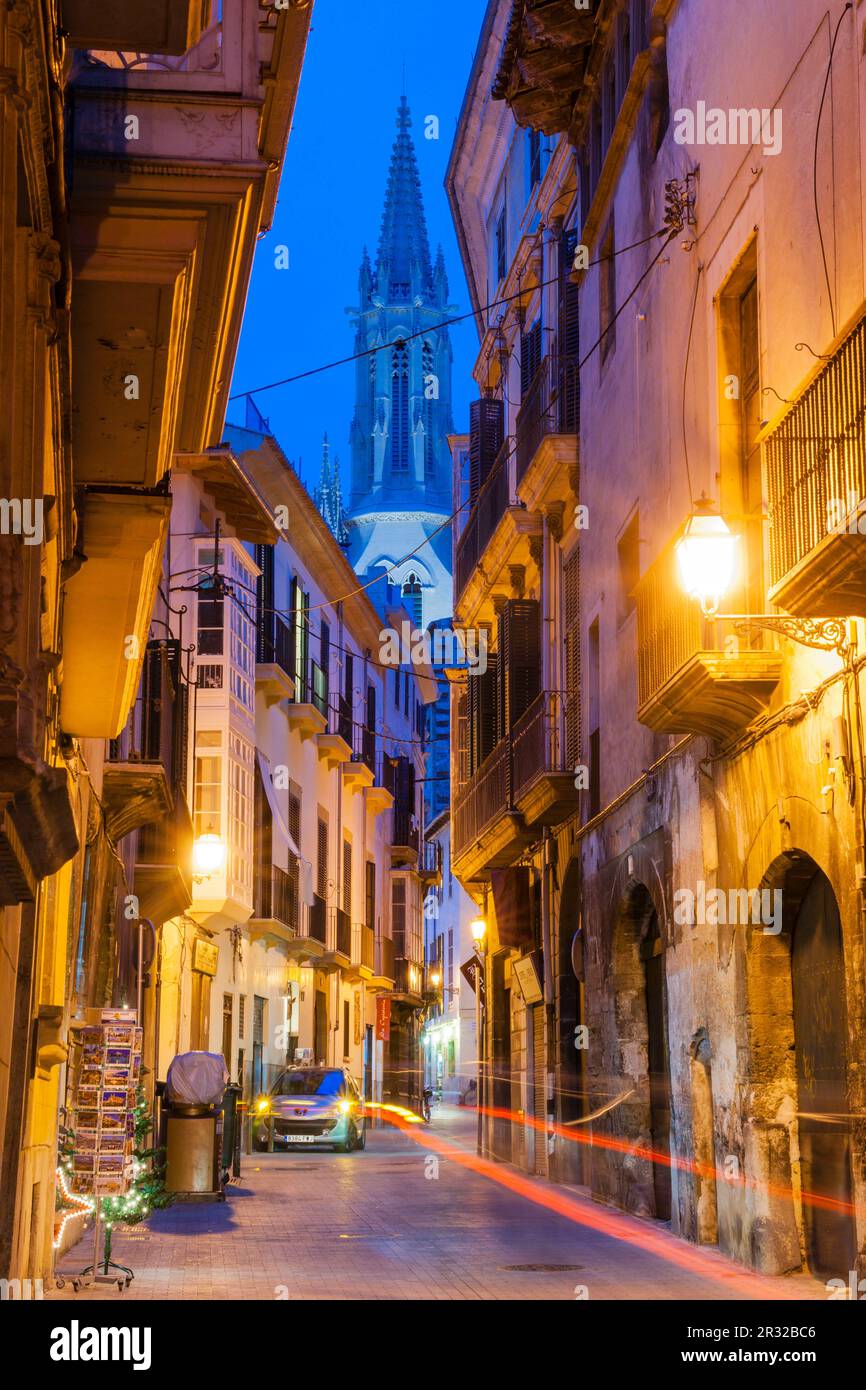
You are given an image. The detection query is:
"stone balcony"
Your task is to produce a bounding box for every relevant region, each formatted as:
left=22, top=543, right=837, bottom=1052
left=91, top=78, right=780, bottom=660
left=636, top=541, right=782, bottom=741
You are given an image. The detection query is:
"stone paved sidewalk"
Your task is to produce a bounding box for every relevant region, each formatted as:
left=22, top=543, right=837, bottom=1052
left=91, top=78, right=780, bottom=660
left=48, top=1104, right=828, bottom=1302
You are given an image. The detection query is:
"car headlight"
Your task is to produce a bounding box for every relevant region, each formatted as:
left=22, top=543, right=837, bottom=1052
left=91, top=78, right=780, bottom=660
left=338, top=1100, right=353, bottom=1115
left=256, top=1098, right=270, bottom=1115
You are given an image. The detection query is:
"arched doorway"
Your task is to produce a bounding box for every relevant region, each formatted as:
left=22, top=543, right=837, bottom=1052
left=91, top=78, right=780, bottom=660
left=605, top=879, right=672, bottom=1221
left=640, top=909, right=672, bottom=1222
left=790, top=867, right=856, bottom=1277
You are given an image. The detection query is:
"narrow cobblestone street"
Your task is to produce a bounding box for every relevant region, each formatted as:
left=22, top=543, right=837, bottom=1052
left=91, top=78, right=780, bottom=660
left=49, top=1108, right=826, bottom=1302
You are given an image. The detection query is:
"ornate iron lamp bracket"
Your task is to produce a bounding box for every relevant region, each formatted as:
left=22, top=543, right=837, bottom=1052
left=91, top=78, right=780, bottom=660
left=725, top=615, right=852, bottom=660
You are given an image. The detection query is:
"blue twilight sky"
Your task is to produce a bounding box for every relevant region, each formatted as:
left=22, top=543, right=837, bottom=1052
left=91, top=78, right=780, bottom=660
left=228, top=0, right=488, bottom=495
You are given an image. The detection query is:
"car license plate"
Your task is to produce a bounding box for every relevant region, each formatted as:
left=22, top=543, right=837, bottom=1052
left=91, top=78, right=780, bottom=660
left=286, top=1134, right=317, bottom=1143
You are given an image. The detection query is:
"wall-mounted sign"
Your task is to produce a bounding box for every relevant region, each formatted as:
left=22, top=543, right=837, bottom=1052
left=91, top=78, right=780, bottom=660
left=512, top=951, right=544, bottom=1005
left=375, top=995, right=391, bottom=1042
left=193, top=938, right=219, bottom=977
left=460, top=956, right=486, bottom=1009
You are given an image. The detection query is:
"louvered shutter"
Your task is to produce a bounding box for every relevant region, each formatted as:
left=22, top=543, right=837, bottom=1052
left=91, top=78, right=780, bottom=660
left=520, top=320, right=542, bottom=397
left=499, top=600, right=541, bottom=730
left=317, top=818, right=328, bottom=898
left=469, top=397, right=504, bottom=503
left=343, top=839, right=352, bottom=916
left=255, top=544, right=275, bottom=663
left=563, top=548, right=581, bottom=768
left=288, top=791, right=301, bottom=930
left=559, top=231, right=581, bottom=433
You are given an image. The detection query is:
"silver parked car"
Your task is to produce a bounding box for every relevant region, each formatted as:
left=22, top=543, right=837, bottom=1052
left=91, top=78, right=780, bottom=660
left=253, top=1066, right=366, bottom=1152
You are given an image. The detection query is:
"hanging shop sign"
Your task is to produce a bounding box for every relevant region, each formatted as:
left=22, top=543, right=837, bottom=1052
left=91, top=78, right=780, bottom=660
left=70, top=1009, right=141, bottom=1199
left=375, top=995, right=391, bottom=1042
left=192, top=937, right=219, bottom=976
left=512, top=950, right=544, bottom=1005
left=459, top=956, right=486, bottom=1009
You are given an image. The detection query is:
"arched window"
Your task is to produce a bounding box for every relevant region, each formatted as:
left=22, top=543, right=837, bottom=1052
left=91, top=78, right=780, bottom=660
left=422, top=341, right=435, bottom=479
left=391, top=343, right=409, bottom=473
left=402, top=573, right=422, bottom=627
left=368, top=353, right=377, bottom=483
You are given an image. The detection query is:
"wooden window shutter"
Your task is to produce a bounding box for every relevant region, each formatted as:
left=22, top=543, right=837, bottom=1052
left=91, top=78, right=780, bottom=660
left=520, top=320, right=542, bottom=398
left=317, top=818, right=328, bottom=898
left=559, top=231, right=581, bottom=433
left=499, top=600, right=541, bottom=731
left=288, top=790, right=301, bottom=930
left=469, top=397, right=504, bottom=503
left=343, top=839, right=352, bottom=915
left=563, top=548, right=581, bottom=768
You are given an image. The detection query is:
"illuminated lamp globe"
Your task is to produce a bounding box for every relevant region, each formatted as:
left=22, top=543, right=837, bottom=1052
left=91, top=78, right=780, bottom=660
left=193, top=827, right=225, bottom=876
left=675, top=503, right=738, bottom=616
left=470, top=916, right=487, bottom=945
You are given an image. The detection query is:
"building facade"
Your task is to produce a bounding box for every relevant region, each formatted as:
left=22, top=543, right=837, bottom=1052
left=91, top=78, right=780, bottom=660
left=0, top=0, right=313, bottom=1285
left=150, top=422, right=432, bottom=1121
left=448, top=0, right=866, bottom=1281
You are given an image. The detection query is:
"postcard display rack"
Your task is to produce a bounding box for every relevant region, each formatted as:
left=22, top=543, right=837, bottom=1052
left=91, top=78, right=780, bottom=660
left=69, top=1008, right=142, bottom=1290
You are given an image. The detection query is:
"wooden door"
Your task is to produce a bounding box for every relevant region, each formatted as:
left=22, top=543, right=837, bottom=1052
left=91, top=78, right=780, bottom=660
left=792, top=871, right=856, bottom=1277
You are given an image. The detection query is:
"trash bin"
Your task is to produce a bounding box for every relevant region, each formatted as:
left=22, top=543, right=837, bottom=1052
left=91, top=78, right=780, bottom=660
left=163, top=1052, right=229, bottom=1202
left=221, top=1083, right=242, bottom=1182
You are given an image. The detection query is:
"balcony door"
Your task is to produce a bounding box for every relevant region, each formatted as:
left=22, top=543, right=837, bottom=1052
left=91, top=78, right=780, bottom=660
left=791, top=870, right=856, bottom=1277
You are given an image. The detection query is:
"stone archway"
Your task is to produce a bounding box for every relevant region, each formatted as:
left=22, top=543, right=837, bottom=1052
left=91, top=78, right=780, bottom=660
left=594, top=877, right=672, bottom=1220
left=743, top=851, right=856, bottom=1277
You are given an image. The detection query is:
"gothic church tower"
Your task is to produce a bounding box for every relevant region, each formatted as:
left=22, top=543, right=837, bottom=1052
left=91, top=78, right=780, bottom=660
left=345, top=97, right=454, bottom=628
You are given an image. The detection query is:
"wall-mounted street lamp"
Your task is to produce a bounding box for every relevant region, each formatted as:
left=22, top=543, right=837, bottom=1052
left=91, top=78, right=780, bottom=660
left=470, top=916, right=487, bottom=947
left=675, top=498, right=855, bottom=660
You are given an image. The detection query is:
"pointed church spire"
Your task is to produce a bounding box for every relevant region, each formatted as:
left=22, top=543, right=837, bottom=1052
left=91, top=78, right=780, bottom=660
left=358, top=245, right=373, bottom=304
left=375, top=96, right=433, bottom=303
left=433, top=244, right=449, bottom=307
left=315, top=432, right=348, bottom=546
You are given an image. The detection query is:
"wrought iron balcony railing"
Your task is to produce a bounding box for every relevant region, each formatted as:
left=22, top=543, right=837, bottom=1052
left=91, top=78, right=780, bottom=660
left=452, top=691, right=579, bottom=866
left=515, top=354, right=580, bottom=486
left=765, top=310, right=866, bottom=616
left=455, top=441, right=510, bottom=601
left=253, top=863, right=296, bottom=932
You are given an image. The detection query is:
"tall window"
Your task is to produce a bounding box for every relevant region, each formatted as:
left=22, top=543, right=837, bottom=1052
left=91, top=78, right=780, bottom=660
left=194, top=732, right=222, bottom=838
left=739, top=274, right=763, bottom=619
left=494, top=205, right=507, bottom=285
left=197, top=585, right=223, bottom=655
left=422, top=341, right=435, bottom=478
left=527, top=128, right=542, bottom=191
left=599, top=217, right=616, bottom=364
left=368, top=353, right=377, bottom=483
left=402, top=574, right=422, bottom=628
left=365, top=861, right=376, bottom=932
left=391, top=343, right=409, bottom=473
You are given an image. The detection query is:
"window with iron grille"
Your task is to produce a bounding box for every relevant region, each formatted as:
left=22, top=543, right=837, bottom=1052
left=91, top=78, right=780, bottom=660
left=288, top=789, right=301, bottom=929
left=238, top=994, right=247, bottom=1041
